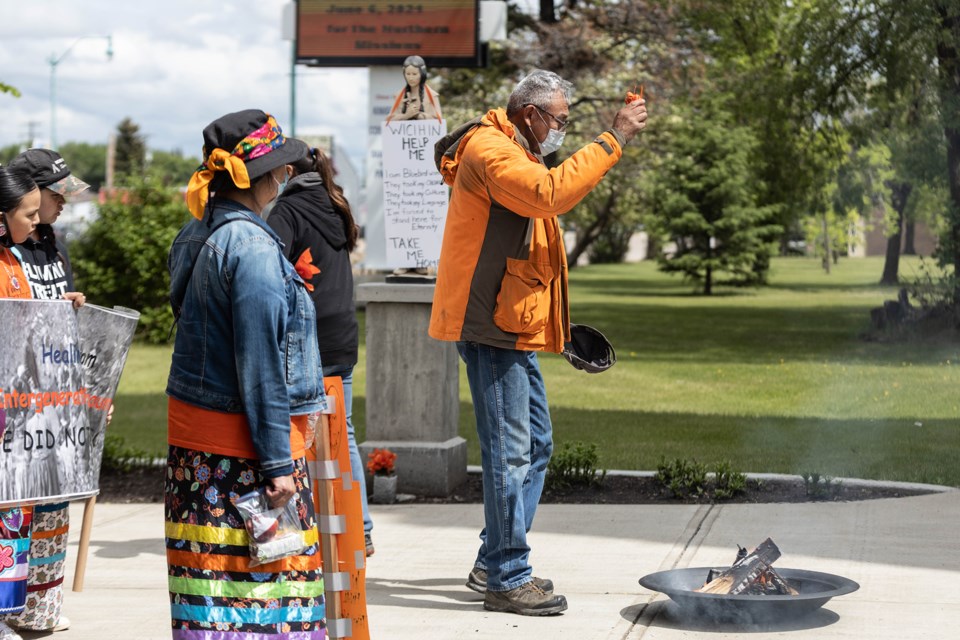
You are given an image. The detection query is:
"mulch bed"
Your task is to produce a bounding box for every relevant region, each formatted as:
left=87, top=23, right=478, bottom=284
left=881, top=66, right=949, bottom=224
left=97, top=466, right=937, bottom=505
left=409, top=472, right=936, bottom=505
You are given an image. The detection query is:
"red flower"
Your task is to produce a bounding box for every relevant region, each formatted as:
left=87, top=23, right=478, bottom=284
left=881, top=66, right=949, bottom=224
left=367, top=448, right=397, bottom=475
left=294, top=248, right=321, bottom=292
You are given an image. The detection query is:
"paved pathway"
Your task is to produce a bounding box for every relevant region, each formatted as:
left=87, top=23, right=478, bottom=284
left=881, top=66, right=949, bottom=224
left=20, top=490, right=960, bottom=639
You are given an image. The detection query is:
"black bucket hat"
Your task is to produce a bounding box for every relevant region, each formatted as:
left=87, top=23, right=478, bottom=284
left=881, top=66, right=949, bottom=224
left=185, top=109, right=306, bottom=219
left=562, top=324, right=617, bottom=373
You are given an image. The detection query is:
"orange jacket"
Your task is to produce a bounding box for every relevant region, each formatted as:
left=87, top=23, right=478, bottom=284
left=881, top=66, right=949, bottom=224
left=429, top=108, right=625, bottom=353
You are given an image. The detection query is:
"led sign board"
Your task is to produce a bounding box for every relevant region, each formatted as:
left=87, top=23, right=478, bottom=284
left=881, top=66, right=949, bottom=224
left=296, top=0, right=481, bottom=67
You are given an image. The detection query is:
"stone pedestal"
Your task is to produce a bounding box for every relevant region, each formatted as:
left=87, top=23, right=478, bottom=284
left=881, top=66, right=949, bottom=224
left=357, top=283, right=466, bottom=497
left=370, top=473, right=398, bottom=504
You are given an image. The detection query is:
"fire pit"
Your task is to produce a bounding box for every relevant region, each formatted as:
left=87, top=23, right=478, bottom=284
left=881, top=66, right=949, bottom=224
left=639, top=566, right=859, bottom=624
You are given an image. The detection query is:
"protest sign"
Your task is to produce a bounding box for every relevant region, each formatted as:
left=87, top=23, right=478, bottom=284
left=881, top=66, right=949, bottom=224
left=0, top=301, right=139, bottom=507
left=381, top=118, right=449, bottom=269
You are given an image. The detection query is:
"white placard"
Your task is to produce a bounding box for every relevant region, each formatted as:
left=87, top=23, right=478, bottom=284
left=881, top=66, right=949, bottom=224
left=381, top=118, right=449, bottom=269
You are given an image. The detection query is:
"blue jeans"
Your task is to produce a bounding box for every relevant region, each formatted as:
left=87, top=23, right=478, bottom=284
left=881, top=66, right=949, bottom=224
left=456, top=341, right=553, bottom=591
left=322, top=364, right=372, bottom=534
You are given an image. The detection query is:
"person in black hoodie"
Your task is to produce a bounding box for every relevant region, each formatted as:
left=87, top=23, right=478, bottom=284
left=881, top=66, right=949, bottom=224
left=267, top=145, right=374, bottom=555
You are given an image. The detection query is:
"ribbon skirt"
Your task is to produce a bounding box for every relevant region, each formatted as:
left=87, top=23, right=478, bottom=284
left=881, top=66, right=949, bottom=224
left=165, top=445, right=325, bottom=638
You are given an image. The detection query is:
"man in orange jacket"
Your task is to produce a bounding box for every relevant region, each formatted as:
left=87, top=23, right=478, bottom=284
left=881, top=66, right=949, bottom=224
left=430, top=69, right=647, bottom=616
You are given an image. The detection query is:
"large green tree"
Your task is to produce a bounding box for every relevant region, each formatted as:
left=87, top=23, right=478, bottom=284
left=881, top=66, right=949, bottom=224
left=439, top=0, right=701, bottom=264
left=114, top=117, right=147, bottom=181
left=647, top=100, right=781, bottom=294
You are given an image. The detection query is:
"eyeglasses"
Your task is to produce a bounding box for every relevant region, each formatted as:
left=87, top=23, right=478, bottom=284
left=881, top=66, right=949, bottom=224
left=526, top=104, right=570, bottom=131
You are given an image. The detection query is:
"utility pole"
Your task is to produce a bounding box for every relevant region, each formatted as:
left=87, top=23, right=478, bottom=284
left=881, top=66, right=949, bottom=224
left=106, top=133, right=116, bottom=191
left=49, top=35, right=112, bottom=150
left=281, top=2, right=297, bottom=135
left=22, top=121, right=41, bottom=149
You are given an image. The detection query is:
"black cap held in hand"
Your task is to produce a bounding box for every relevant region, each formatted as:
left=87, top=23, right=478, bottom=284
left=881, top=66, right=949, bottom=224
left=562, top=324, right=617, bottom=374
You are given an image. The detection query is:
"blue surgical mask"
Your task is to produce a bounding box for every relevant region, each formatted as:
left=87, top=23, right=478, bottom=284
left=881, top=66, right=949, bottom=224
left=274, top=171, right=289, bottom=197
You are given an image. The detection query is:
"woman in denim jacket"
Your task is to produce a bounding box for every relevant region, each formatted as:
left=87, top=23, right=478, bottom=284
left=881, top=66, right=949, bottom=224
left=165, top=110, right=327, bottom=636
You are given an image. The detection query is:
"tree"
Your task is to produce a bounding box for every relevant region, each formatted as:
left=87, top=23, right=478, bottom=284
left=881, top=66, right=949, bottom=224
left=438, top=0, right=701, bottom=263
left=647, top=101, right=781, bottom=294
left=58, top=142, right=107, bottom=192
left=147, top=149, right=200, bottom=187
left=0, top=81, right=20, bottom=97
left=0, top=143, right=22, bottom=165
left=932, top=1, right=960, bottom=300
left=71, top=176, right=189, bottom=343
left=810, top=141, right=894, bottom=273
left=114, top=117, right=147, bottom=181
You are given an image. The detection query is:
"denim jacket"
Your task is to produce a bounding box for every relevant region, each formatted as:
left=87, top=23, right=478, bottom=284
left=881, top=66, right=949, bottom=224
left=167, top=198, right=325, bottom=478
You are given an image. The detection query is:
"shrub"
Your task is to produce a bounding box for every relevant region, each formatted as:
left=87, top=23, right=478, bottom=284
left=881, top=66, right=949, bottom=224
left=655, top=457, right=748, bottom=501
left=100, top=433, right=153, bottom=474
left=655, top=457, right=708, bottom=499
left=546, top=441, right=606, bottom=491
left=71, top=176, right=191, bottom=344
left=713, top=460, right=748, bottom=500
left=802, top=472, right=843, bottom=500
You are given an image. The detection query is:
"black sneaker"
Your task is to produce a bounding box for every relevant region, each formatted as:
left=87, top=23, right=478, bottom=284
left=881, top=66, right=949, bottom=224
left=467, top=568, right=554, bottom=594
left=483, top=581, right=568, bottom=616
left=364, top=533, right=375, bottom=557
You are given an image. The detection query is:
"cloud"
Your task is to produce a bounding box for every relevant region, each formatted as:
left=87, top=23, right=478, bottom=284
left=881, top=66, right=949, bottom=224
left=0, top=0, right=368, bottom=171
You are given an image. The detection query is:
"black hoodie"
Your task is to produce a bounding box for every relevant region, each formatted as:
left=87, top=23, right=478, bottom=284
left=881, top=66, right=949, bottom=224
left=267, top=172, right=358, bottom=367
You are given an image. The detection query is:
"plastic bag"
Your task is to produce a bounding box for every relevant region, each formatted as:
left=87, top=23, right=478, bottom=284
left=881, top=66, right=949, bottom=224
left=235, top=489, right=308, bottom=566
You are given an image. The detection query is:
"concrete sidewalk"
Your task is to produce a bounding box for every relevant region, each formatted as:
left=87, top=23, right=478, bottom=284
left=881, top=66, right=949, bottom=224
left=21, top=490, right=960, bottom=639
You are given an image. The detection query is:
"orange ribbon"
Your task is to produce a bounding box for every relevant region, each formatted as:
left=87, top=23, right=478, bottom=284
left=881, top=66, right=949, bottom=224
left=185, top=148, right=251, bottom=219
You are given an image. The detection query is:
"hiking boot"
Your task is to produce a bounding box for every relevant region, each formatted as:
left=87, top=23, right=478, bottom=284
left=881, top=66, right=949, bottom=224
left=365, top=533, right=375, bottom=557
left=466, top=567, right=554, bottom=594
left=483, top=581, right=568, bottom=616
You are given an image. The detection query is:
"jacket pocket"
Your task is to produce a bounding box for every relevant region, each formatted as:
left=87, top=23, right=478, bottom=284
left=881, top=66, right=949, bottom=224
left=493, top=258, right=555, bottom=335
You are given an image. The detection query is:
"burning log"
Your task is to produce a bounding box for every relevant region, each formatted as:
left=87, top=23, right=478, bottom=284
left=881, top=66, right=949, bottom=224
left=696, top=538, right=799, bottom=596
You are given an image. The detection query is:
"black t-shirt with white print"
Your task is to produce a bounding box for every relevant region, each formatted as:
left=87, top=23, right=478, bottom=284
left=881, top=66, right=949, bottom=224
left=14, top=225, right=75, bottom=300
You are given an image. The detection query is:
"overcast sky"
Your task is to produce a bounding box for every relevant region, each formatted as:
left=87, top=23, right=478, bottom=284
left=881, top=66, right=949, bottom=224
left=0, top=1, right=538, bottom=175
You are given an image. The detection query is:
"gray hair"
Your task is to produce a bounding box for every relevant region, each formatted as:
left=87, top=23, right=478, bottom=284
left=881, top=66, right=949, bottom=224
left=506, top=70, right=574, bottom=117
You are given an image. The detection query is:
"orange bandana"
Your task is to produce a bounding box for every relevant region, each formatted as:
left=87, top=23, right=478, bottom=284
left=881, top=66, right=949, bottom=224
left=185, top=148, right=251, bottom=219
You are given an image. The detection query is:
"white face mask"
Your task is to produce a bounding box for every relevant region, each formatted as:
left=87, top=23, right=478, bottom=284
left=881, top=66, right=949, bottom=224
left=540, top=128, right=566, bottom=155
left=534, top=109, right=566, bottom=155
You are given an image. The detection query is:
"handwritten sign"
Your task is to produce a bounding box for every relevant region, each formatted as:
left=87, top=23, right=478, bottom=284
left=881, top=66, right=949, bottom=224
left=381, top=119, right=448, bottom=269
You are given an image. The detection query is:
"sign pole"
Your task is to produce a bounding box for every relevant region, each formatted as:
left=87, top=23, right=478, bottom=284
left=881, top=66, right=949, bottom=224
left=71, top=494, right=97, bottom=592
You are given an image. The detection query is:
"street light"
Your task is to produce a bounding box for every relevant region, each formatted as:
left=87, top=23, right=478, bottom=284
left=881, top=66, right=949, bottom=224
left=49, top=35, right=113, bottom=150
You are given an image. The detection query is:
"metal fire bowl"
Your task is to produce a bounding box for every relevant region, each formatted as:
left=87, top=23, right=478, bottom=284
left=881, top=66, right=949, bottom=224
left=639, top=567, right=860, bottom=624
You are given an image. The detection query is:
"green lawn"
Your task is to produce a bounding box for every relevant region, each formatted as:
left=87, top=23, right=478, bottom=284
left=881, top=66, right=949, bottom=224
left=111, top=256, right=960, bottom=486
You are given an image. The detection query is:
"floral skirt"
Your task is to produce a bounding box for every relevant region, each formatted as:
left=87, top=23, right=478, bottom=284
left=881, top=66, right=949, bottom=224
left=0, top=507, right=32, bottom=616
left=165, top=446, right=325, bottom=637
left=5, top=502, right=68, bottom=629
